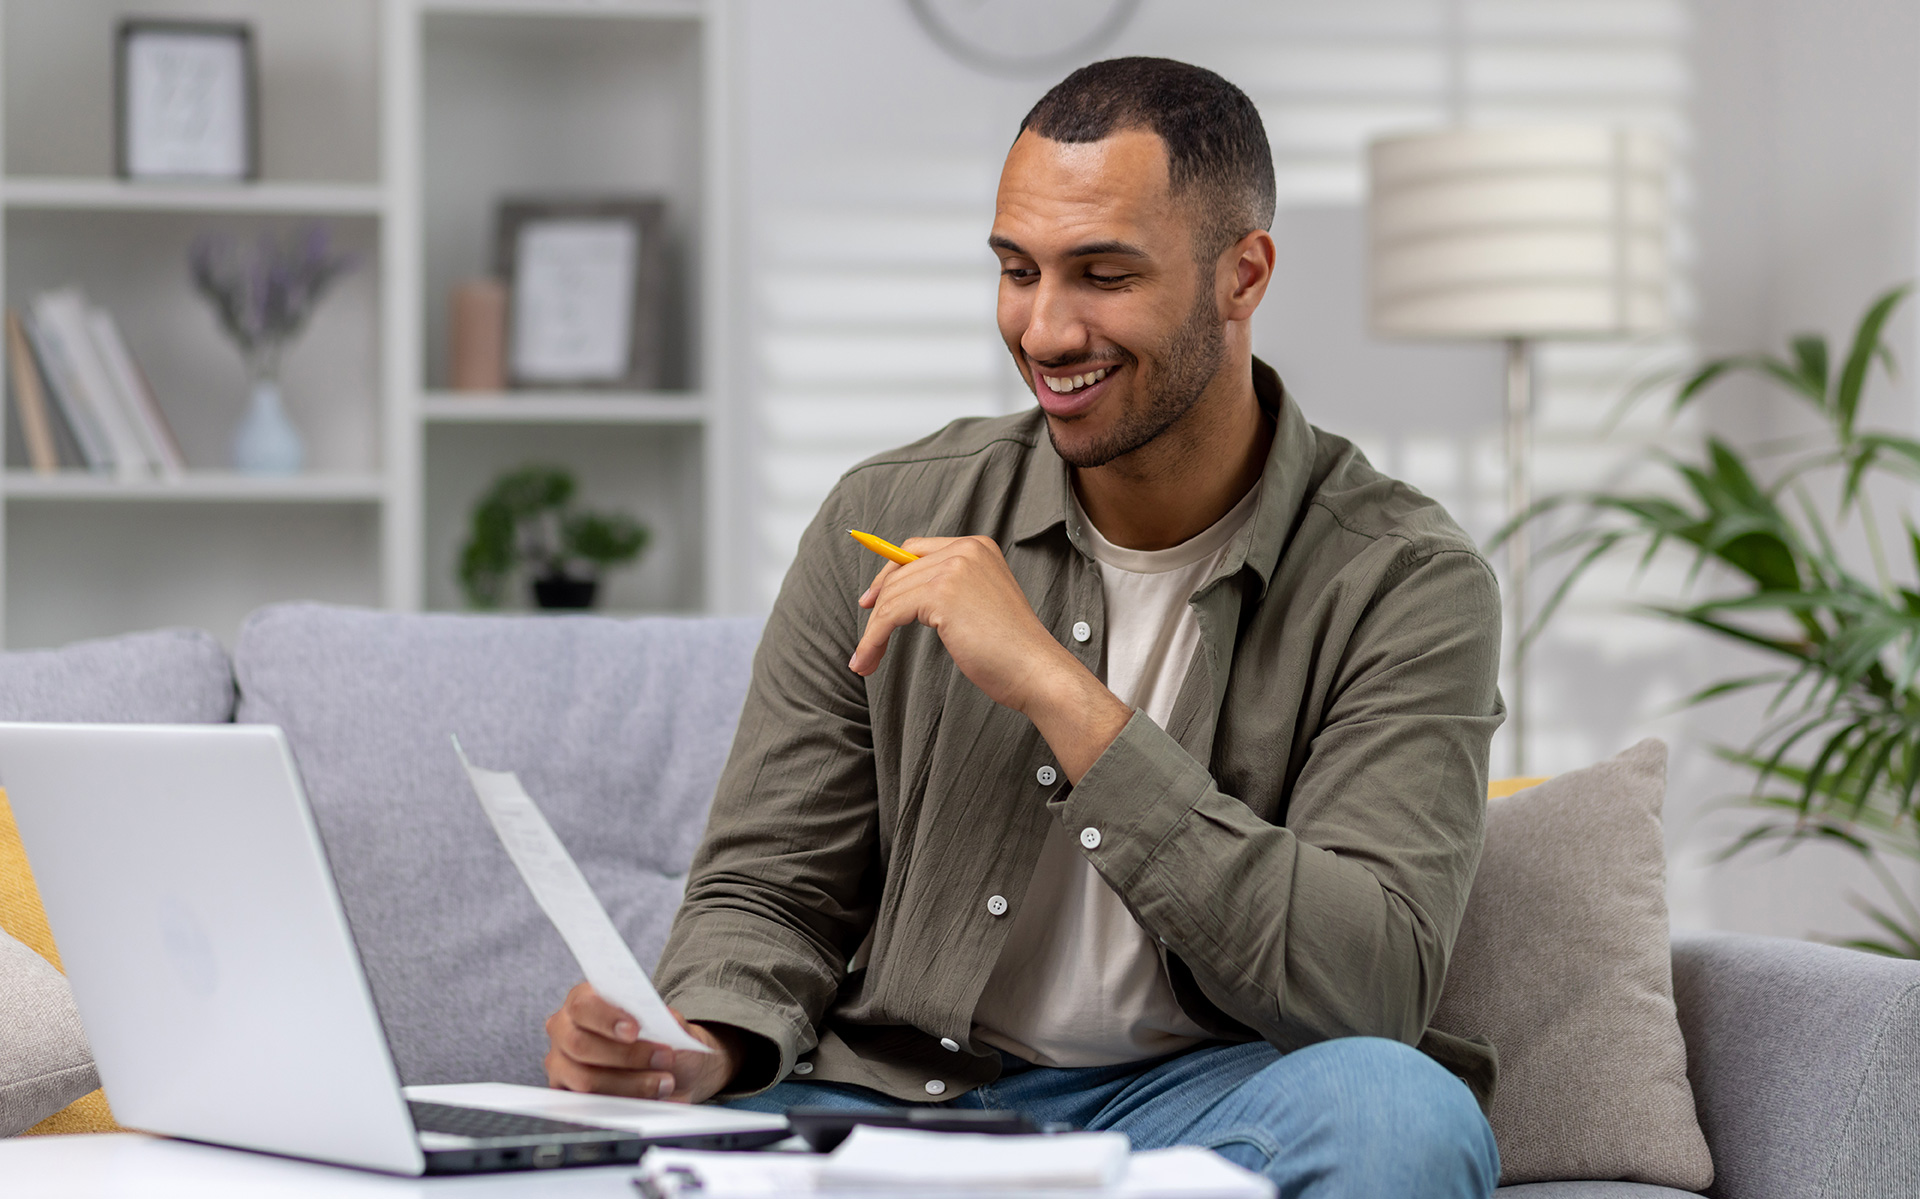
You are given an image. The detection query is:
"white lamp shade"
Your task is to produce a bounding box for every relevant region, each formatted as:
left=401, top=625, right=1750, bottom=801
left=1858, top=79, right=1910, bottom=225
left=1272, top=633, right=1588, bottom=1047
left=1367, top=127, right=1672, bottom=340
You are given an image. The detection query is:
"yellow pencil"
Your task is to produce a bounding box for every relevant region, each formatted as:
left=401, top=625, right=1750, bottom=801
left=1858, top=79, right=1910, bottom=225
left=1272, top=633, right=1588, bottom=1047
left=848, top=528, right=919, bottom=565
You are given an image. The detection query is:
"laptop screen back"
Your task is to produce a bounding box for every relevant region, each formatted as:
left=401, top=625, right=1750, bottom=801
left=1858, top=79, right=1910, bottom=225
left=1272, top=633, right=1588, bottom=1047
left=0, top=723, right=426, bottom=1174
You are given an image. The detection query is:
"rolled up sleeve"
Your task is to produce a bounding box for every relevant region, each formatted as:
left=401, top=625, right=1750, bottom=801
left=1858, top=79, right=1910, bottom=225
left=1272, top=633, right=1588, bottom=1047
left=653, top=493, right=880, bottom=1095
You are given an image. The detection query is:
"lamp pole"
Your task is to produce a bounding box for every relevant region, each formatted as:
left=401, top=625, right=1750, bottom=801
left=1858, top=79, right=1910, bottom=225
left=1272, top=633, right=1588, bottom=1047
left=1504, top=336, right=1531, bottom=777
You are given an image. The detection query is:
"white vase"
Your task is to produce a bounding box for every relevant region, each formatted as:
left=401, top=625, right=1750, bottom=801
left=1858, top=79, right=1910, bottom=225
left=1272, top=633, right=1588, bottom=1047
left=232, top=375, right=305, bottom=475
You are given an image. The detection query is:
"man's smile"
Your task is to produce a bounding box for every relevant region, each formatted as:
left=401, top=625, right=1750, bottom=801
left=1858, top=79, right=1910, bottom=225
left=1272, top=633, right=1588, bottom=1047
left=1032, top=361, right=1122, bottom=418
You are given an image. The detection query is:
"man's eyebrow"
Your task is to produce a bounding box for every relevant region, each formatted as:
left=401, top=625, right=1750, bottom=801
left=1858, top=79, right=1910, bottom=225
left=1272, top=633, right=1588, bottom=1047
left=1064, top=240, right=1149, bottom=259
left=986, top=235, right=1150, bottom=260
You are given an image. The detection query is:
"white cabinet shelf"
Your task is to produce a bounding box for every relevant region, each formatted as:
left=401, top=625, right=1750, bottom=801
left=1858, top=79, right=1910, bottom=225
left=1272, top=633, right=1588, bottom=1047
left=0, top=0, right=735, bottom=647
left=2, top=177, right=386, bottom=215
left=421, top=0, right=705, bottom=16
left=420, top=391, right=708, bottom=424
left=3, top=472, right=387, bottom=503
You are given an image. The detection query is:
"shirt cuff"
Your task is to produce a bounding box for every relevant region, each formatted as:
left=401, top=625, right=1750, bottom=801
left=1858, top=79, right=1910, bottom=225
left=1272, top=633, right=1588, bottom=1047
left=663, top=984, right=809, bottom=1099
left=1049, top=708, right=1215, bottom=888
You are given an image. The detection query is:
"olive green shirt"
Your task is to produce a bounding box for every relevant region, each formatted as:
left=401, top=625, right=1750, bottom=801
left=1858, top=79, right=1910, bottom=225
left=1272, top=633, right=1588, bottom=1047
left=656, top=359, right=1504, bottom=1106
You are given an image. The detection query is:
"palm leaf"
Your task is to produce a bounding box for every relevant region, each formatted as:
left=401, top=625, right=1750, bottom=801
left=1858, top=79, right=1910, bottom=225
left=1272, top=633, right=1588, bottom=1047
left=1835, top=284, right=1911, bottom=437
left=1836, top=895, right=1920, bottom=958
left=1789, top=334, right=1831, bottom=401
left=1671, top=356, right=1799, bottom=409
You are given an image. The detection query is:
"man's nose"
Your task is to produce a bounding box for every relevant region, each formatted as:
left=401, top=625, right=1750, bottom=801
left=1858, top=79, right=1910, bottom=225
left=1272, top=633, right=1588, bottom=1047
left=1019, top=275, right=1089, bottom=364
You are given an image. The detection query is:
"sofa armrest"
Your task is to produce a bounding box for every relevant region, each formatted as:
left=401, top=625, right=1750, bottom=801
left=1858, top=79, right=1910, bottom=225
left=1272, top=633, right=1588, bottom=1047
left=1671, top=931, right=1920, bottom=1199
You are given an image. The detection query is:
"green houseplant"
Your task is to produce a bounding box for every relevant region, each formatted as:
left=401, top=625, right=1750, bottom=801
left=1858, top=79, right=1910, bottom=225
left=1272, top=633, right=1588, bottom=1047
left=459, top=465, right=650, bottom=611
left=1509, top=284, right=1920, bottom=956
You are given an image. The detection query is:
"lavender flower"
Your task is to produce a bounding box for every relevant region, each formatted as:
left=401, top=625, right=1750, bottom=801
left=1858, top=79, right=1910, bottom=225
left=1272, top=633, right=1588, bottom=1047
left=189, top=224, right=358, bottom=357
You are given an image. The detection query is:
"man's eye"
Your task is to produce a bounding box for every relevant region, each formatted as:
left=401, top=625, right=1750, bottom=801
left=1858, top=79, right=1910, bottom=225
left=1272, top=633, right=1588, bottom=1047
left=1001, top=267, right=1038, bottom=281
left=1088, top=273, right=1132, bottom=285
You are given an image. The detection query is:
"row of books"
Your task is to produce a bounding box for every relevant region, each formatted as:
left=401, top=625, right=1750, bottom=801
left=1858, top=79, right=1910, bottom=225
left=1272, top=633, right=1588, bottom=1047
left=5, top=288, right=186, bottom=477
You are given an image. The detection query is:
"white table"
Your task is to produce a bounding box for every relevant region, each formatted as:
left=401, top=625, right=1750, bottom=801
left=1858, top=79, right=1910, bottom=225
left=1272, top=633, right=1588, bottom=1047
left=0, top=1133, right=644, bottom=1198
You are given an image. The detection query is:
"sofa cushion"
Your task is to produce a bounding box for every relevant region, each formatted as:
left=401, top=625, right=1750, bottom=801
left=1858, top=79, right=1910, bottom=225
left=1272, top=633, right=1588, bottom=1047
left=1430, top=739, right=1712, bottom=1190
left=1672, top=931, right=1920, bottom=1199
left=1495, top=1184, right=1703, bottom=1197
left=0, top=928, right=97, bottom=1136
left=0, top=627, right=233, bottom=724
left=232, top=603, right=761, bottom=1087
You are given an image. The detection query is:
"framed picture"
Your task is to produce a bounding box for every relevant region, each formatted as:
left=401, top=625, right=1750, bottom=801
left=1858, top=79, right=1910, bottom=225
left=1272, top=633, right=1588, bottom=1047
left=116, top=20, right=258, bottom=182
left=496, top=198, right=668, bottom=391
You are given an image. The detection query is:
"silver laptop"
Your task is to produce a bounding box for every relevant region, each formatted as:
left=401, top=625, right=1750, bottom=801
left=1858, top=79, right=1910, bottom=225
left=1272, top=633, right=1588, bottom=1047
left=0, top=722, right=787, bottom=1175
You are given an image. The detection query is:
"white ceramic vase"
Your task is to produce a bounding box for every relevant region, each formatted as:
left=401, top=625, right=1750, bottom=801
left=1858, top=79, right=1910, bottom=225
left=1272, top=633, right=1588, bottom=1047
left=232, top=353, right=304, bottom=475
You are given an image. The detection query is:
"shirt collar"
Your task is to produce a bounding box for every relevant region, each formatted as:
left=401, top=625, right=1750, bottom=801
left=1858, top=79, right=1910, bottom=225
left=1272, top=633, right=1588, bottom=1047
left=1010, top=356, right=1315, bottom=598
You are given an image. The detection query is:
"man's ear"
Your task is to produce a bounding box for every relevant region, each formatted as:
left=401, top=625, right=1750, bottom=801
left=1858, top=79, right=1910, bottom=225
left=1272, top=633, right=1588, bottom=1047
left=1221, top=229, right=1276, bottom=321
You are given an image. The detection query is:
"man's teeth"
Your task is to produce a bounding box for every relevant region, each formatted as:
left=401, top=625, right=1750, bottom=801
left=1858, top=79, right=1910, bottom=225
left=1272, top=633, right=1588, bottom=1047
left=1042, top=367, right=1112, bottom=394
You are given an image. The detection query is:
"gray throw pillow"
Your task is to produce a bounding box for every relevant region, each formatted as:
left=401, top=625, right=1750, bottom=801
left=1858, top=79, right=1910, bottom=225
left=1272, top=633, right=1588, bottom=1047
left=1429, top=738, right=1713, bottom=1189
left=0, top=930, right=97, bottom=1136
left=0, top=626, right=233, bottom=723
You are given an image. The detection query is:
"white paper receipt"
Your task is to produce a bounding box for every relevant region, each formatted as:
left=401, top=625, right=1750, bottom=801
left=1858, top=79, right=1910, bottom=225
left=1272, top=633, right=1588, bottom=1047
left=452, top=736, right=708, bottom=1054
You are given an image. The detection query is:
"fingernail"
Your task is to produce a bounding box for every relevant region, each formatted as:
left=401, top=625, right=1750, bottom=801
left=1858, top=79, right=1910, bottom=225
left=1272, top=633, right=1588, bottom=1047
left=657, top=1077, right=674, bottom=1099
left=848, top=656, right=859, bottom=671
left=615, top=1021, right=636, bottom=1041
left=651, top=1050, right=672, bottom=1070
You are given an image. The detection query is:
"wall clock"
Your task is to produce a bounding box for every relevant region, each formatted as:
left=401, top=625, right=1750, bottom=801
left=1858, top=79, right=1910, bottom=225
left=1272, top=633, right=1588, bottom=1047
left=906, top=0, right=1141, bottom=77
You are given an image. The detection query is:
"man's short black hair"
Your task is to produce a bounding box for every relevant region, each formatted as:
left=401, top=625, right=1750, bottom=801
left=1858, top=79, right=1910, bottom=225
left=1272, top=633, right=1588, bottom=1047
left=1019, top=57, right=1276, bottom=261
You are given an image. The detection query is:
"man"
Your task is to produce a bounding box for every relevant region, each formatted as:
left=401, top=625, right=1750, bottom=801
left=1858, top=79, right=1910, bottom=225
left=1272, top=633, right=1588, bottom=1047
left=545, top=58, right=1503, bottom=1196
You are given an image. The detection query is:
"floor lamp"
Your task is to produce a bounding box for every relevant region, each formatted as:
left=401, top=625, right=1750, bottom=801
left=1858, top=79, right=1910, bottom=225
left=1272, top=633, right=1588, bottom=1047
left=1365, top=127, right=1671, bottom=776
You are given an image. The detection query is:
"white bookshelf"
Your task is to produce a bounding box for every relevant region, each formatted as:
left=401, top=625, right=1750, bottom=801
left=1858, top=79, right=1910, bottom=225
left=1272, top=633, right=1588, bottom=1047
left=2, top=472, right=387, bottom=503
left=1, top=178, right=386, bottom=215
left=0, top=0, right=736, bottom=647
left=421, top=391, right=709, bottom=425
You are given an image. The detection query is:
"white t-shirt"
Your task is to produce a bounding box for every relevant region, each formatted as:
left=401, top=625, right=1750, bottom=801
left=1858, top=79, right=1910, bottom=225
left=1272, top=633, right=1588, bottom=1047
left=970, top=482, right=1262, bottom=1066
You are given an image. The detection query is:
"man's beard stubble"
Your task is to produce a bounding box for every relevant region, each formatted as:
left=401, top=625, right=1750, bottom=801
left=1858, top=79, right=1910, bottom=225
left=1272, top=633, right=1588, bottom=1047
left=1043, top=286, right=1226, bottom=470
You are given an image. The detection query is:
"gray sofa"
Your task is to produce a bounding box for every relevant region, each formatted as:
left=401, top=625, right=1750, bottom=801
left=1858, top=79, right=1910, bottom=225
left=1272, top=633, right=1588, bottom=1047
left=4, top=604, right=1917, bottom=1197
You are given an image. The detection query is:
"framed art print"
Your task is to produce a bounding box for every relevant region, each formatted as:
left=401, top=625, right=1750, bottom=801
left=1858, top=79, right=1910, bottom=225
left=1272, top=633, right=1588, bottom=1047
left=496, top=198, right=667, bottom=390
left=116, top=19, right=258, bottom=181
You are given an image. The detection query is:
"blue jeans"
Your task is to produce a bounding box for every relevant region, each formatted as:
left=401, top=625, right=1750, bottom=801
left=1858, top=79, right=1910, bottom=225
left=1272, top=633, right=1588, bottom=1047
left=726, top=1037, right=1498, bottom=1198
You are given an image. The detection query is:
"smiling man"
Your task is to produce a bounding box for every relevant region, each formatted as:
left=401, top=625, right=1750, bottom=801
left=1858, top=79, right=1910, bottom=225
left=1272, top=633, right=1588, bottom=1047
left=544, top=58, right=1504, bottom=1197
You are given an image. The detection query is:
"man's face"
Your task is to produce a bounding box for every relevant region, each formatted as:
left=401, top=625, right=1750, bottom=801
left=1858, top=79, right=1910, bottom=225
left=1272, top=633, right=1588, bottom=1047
left=990, top=128, right=1225, bottom=469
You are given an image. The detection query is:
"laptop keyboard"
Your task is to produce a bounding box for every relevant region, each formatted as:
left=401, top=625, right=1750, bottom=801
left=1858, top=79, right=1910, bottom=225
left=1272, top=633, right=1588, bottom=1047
left=409, top=1100, right=613, bottom=1140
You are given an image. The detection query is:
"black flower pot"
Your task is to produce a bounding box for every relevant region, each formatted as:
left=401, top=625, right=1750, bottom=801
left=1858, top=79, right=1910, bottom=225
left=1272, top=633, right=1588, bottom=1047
left=532, top=575, right=599, bottom=610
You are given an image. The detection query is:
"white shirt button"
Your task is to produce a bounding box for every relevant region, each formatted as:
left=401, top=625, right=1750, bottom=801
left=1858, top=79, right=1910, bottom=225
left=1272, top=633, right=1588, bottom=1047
left=1071, top=621, right=1091, bottom=643
left=1036, top=765, right=1058, bottom=786
left=1080, top=827, right=1102, bottom=850
left=793, top=1061, right=814, bottom=1075
left=987, top=894, right=1008, bottom=916
left=925, top=1080, right=947, bottom=1096
left=940, top=1037, right=960, bottom=1052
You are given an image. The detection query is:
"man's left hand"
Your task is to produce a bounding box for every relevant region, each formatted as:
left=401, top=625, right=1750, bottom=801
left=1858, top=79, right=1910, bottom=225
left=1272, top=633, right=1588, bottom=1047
left=850, top=536, right=1129, bottom=781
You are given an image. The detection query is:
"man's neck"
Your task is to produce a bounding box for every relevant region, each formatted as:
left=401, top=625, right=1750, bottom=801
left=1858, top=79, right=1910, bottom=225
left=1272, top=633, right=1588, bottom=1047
left=1072, top=357, right=1274, bottom=552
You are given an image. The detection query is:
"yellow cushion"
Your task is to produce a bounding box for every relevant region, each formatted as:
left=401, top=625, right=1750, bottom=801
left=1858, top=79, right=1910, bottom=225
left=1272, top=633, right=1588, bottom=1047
left=0, top=787, right=119, bottom=1135
left=1488, top=776, right=1551, bottom=800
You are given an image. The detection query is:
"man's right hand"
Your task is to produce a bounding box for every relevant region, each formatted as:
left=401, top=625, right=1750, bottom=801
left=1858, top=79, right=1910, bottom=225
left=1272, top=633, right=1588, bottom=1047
left=543, top=983, right=740, bottom=1104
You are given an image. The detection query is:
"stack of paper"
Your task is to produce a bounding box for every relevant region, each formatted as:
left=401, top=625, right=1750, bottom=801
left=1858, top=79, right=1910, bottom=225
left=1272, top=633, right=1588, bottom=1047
left=636, top=1128, right=1276, bottom=1199
left=820, top=1127, right=1128, bottom=1189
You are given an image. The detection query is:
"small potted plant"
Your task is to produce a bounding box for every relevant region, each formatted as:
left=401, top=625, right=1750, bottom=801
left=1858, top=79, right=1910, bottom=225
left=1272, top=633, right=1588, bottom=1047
left=459, top=465, right=649, bottom=611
